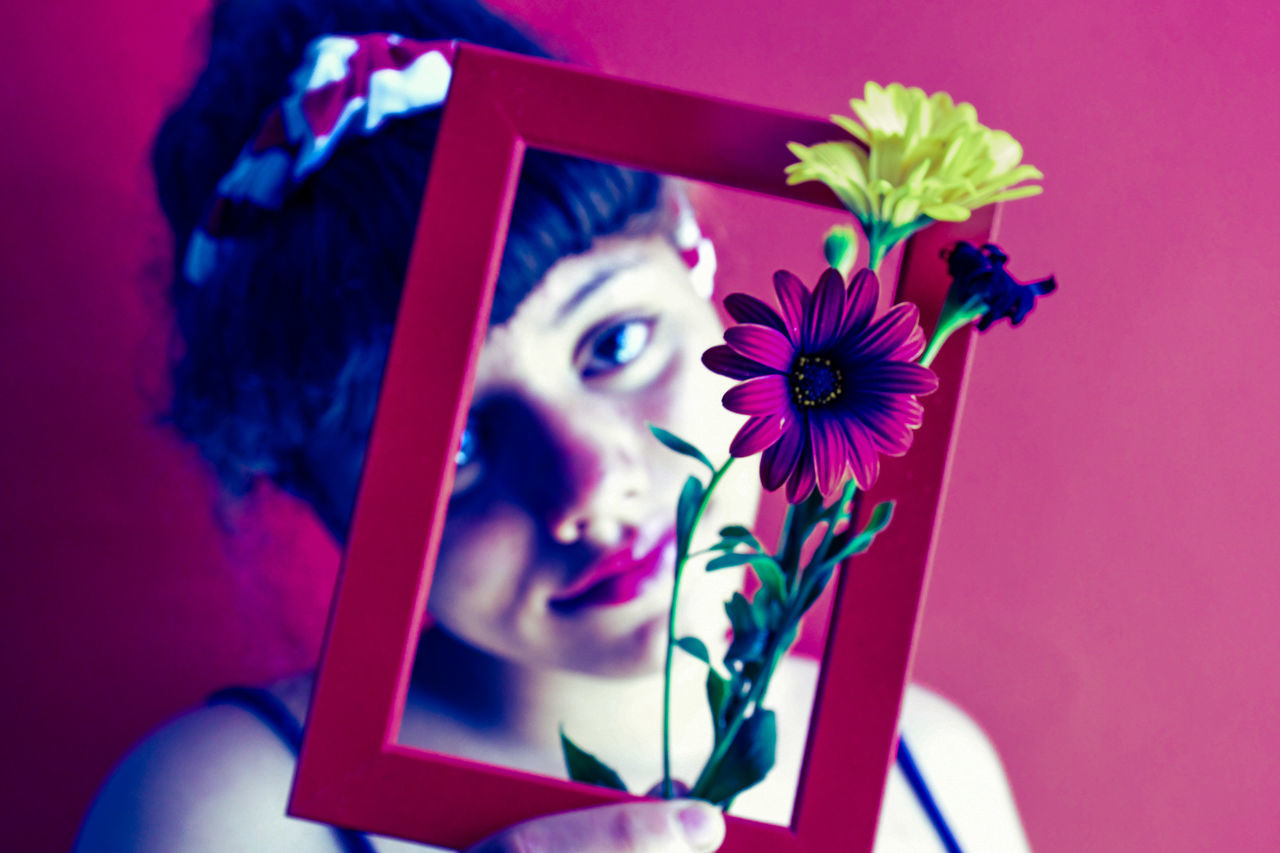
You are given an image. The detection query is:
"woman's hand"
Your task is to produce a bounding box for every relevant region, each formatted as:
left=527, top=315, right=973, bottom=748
left=464, top=800, right=724, bottom=853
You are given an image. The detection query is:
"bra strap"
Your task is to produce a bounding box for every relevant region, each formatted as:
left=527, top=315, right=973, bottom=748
left=208, top=686, right=378, bottom=853
left=896, top=736, right=964, bottom=853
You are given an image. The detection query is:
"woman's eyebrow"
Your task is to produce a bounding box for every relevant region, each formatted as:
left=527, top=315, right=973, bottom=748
left=554, top=261, right=640, bottom=325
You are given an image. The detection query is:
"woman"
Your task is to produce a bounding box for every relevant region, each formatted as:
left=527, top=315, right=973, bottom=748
left=75, top=0, right=1033, bottom=849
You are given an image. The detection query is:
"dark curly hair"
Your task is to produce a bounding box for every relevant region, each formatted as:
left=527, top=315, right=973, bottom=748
left=154, top=0, right=668, bottom=538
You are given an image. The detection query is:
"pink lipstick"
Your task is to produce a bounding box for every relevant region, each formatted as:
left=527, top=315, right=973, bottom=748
left=549, top=529, right=677, bottom=613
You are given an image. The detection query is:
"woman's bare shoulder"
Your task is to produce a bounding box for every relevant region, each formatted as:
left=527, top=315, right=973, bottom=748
left=73, top=677, right=340, bottom=852
left=757, top=661, right=1031, bottom=851
left=879, top=683, right=1033, bottom=853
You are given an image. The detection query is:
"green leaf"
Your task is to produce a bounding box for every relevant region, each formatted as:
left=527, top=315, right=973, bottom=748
left=749, top=586, right=780, bottom=631
left=864, top=501, right=893, bottom=537
left=706, top=552, right=753, bottom=571
left=828, top=501, right=896, bottom=564
left=648, top=424, right=716, bottom=473
left=748, top=556, right=787, bottom=603
left=777, top=624, right=799, bottom=654
left=820, top=479, right=859, bottom=525
left=725, top=593, right=767, bottom=664
left=560, top=729, right=629, bottom=792
left=848, top=501, right=894, bottom=552
left=700, top=709, right=778, bottom=806
left=800, top=563, right=837, bottom=611
left=706, top=668, right=731, bottom=738
left=725, top=592, right=757, bottom=635
left=676, top=636, right=710, bottom=664
left=717, top=525, right=765, bottom=553
left=675, top=475, right=705, bottom=560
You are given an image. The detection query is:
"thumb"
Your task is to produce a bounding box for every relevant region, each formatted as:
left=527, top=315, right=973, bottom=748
left=466, top=799, right=725, bottom=853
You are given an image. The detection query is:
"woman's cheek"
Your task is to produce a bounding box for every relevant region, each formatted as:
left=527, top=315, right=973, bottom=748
left=673, top=344, right=741, bottom=455
left=430, top=503, right=540, bottom=626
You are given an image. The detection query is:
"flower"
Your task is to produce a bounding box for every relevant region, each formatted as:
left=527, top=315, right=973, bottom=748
left=945, top=242, right=1057, bottom=332
left=703, top=268, right=938, bottom=502
left=919, top=241, right=1057, bottom=367
left=785, top=82, right=1043, bottom=268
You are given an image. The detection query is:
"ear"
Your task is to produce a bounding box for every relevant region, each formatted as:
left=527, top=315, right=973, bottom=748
left=671, top=188, right=716, bottom=300
left=688, top=237, right=717, bottom=300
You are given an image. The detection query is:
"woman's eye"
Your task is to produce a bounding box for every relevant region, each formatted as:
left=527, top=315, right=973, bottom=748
left=583, top=319, right=654, bottom=377
left=456, top=424, right=477, bottom=468
left=452, top=422, right=483, bottom=494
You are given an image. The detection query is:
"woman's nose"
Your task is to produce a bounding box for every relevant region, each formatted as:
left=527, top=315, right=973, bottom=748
left=538, top=402, right=650, bottom=547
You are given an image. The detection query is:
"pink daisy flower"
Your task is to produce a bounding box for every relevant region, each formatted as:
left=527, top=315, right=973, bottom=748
left=703, top=268, right=938, bottom=502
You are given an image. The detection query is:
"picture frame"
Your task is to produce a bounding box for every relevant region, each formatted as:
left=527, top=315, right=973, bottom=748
left=288, top=43, right=998, bottom=852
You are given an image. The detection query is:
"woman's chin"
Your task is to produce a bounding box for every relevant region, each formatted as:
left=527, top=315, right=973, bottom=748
left=557, top=611, right=671, bottom=678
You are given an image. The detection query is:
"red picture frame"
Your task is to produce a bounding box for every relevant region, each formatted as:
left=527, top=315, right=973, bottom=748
left=288, top=44, right=998, bottom=852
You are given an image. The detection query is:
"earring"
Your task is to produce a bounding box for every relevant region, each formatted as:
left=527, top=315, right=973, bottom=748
left=673, top=191, right=717, bottom=299
left=687, top=237, right=717, bottom=299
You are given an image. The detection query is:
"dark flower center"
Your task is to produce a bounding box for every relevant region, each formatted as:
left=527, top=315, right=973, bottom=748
left=789, top=355, right=843, bottom=408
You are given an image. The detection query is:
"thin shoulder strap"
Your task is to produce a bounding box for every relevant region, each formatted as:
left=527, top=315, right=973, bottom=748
left=207, top=688, right=957, bottom=851
left=208, top=686, right=378, bottom=853
left=895, top=736, right=964, bottom=853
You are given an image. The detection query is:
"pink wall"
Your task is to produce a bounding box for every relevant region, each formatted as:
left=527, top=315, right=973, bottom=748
left=2, top=1, right=1277, bottom=851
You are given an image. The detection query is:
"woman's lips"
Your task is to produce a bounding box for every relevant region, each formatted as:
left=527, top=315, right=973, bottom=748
left=549, top=529, right=677, bottom=613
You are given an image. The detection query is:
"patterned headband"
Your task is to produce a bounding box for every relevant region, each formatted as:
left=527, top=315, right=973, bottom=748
left=184, top=33, right=715, bottom=297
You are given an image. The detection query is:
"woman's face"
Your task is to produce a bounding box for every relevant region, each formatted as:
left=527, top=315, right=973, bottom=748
left=426, top=233, right=761, bottom=678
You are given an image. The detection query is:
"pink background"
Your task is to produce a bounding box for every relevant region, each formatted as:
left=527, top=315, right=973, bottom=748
left=2, top=1, right=1276, bottom=851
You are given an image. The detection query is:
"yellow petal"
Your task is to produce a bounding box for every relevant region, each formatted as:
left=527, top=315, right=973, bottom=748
left=792, top=81, right=1043, bottom=237
left=893, top=195, right=922, bottom=226
left=830, top=113, right=870, bottom=144
left=988, top=184, right=1044, bottom=202
left=921, top=201, right=972, bottom=221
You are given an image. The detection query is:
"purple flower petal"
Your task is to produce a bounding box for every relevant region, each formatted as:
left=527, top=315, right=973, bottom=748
left=760, top=417, right=805, bottom=491
left=854, top=404, right=914, bottom=455
left=866, top=396, right=925, bottom=429
left=840, top=269, right=880, bottom=337
left=805, top=268, right=847, bottom=349
left=702, top=344, right=772, bottom=380
left=888, top=324, right=927, bottom=361
left=785, top=438, right=818, bottom=503
left=723, top=293, right=787, bottom=333
left=772, top=270, right=810, bottom=343
left=717, top=269, right=937, bottom=502
left=839, top=418, right=881, bottom=491
left=851, top=362, right=940, bottom=394
left=810, top=413, right=849, bottom=497
left=838, top=302, right=922, bottom=363
left=724, top=324, right=795, bottom=372
left=729, top=414, right=786, bottom=457
left=723, top=374, right=791, bottom=416
left=838, top=393, right=925, bottom=434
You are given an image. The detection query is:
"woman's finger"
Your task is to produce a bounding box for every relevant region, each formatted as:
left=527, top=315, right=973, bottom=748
left=465, top=800, right=725, bottom=853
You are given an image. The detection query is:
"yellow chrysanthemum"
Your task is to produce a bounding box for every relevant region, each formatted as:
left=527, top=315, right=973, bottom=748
left=787, top=82, right=1043, bottom=268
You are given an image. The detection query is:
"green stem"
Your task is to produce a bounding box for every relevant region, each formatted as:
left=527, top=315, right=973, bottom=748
left=864, top=215, right=931, bottom=275
left=778, top=491, right=822, bottom=572
left=920, top=303, right=982, bottom=368
left=662, top=457, right=736, bottom=798
left=867, top=241, right=889, bottom=274
left=688, top=612, right=794, bottom=802
left=866, top=219, right=890, bottom=274
left=688, top=494, right=828, bottom=802
left=690, top=483, right=860, bottom=802
left=774, top=505, right=800, bottom=596
left=812, top=481, right=858, bottom=569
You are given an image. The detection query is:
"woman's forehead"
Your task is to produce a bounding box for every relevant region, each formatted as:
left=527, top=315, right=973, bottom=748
left=528, top=236, right=668, bottom=306
left=473, top=234, right=692, bottom=386
left=490, top=235, right=683, bottom=334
